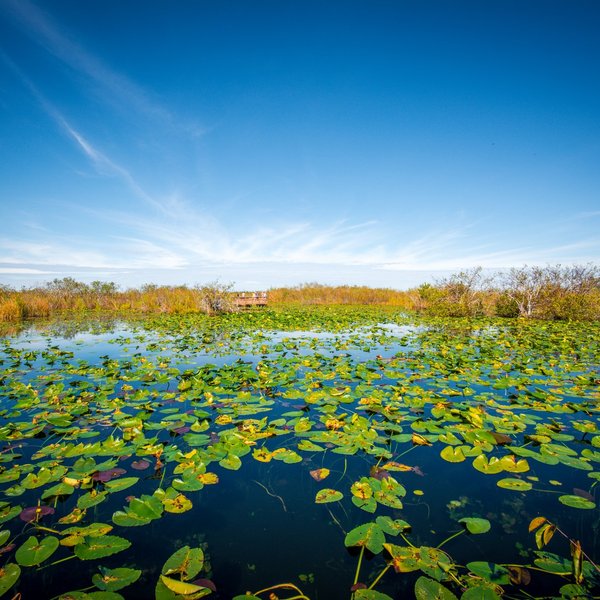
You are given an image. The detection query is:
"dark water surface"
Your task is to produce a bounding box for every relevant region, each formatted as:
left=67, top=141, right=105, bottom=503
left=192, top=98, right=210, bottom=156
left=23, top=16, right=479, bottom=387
left=0, top=313, right=598, bottom=599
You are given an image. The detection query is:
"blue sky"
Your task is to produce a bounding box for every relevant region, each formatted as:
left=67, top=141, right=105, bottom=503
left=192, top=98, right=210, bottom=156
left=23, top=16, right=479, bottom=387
left=1, top=0, right=599, bottom=290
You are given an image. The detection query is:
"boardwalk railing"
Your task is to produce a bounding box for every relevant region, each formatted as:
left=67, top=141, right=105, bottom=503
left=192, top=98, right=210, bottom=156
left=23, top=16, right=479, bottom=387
left=233, top=291, right=268, bottom=308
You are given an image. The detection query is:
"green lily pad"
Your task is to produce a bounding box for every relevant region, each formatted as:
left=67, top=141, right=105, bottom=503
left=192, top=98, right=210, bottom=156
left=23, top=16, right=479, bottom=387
left=559, top=583, right=590, bottom=598
left=472, top=455, right=503, bottom=475
left=533, top=552, right=571, bottom=574
left=315, top=488, right=343, bottom=503
left=496, top=478, right=532, bottom=491
left=15, top=535, right=59, bottom=566
left=112, top=494, right=163, bottom=526
left=459, top=517, right=491, bottom=534
left=160, top=489, right=193, bottom=514
left=374, top=490, right=403, bottom=509
left=218, top=454, right=242, bottom=470
left=376, top=516, right=411, bottom=536
left=161, top=546, right=204, bottom=579
left=41, top=482, right=75, bottom=499
left=0, top=504, right=21, bottom=525
left=77, top=490, right=108, bottom=510
left=558, top=495, right=596, bottom=509
left=104, top=477, right=139, bottom=493
left=112, top=510, right=152, bottom=527
left=74, top=535, right=131, bottom=560
left=440, top=445, right=467, bottom=463
left=352, top=495, right=377, bottom=513
left=21, top=468, right=52, bottom=489
left=414, top=576, right=458, bottom=600
left=92, top=567, right=142, bottom=591
left=344, top=522, right=385, bottom=554
left=461, top=585, right=502, bottom=600
left=0, top=563, right=20, bottom=596
left=383, top=543, right=420, bottom=572
left=466, top=562, right=510, bottom=585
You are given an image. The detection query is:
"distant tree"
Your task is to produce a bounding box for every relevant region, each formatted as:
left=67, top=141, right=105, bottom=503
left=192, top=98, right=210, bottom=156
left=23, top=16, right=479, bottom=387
left=45, top=277, right=89, bottom=297
left=430, top=267, right=488, bottom=317
left=195, top=281, right=236, bottom=314
left=541, top=263, right=600, bottom=320
left=498, top=264, right=599, bottom=319
left=89, top=281, right=119, bottom=296
left=499, top=266, right=547, bottom=318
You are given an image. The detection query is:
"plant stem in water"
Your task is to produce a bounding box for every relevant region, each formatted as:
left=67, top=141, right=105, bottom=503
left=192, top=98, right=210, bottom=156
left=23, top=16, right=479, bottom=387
left=368, top=563, right=391, bottom=590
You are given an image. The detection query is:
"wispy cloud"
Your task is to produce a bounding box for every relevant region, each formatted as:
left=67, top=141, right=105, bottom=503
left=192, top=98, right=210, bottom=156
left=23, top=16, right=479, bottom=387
left=2, top=204, right=598, bottom=287
left=57, top=118, right=164, bottom=210
left=1, top=51, right=165, bottom=211
left=3, top=0, right=202, bottom=136
left=0, top=267, right=56, bottom=275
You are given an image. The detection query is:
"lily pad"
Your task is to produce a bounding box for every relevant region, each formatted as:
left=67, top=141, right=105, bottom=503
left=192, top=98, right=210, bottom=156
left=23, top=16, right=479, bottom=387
left=461, top=586, right=502, bottom=600
left=15, top=535, right=59, bottom=566
left=19, top=505, right=55, bottom=522
left=440, top=445, right=467, bottom=463
left=496, top=478, right=532, bottom=491
left=383, top=544, right=420, bottom=573
left=459, top=517, right=491, bottom=534
left=92, top=567, right=142, bottom=592
left=315, top=488, right=343, bottom=504
left=558, top=495, right=596, bottom=509
left=74, top=535, right=131, bottom=560
left=466, top=562, right=510, bottom=585
left=376, top=516, right=411, bottom=536
left=309, top=468, right=330, bottom=481
left=344, top=523, right=385, bottom=554
left=159, top=575, right=211, bottom=597
left=0, top=563, right=20, bottom=596
left=162, top=546, right=204, bottom=580
left=414, top=576, right=458, bottom=600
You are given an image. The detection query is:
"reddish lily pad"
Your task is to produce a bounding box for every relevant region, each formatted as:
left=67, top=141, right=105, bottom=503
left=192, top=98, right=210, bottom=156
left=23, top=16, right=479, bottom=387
left=131, top=460, right=151, bottom=470
left=19, top=505, right=55, bottom=523
left=92, top=468, right=127, bottom=483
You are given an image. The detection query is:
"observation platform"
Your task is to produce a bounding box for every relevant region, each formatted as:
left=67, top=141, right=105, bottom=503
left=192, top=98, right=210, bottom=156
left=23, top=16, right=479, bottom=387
left=234, top=292, right=268, bottom=308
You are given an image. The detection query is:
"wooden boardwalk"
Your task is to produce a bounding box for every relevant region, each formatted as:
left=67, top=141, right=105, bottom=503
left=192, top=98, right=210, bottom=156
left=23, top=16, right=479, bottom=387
left=234, top=291, right=268, bottom=308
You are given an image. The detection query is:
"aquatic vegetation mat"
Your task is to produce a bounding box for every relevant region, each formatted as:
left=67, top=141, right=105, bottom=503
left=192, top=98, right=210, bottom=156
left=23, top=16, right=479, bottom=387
left=0, top=308, right=598, bottom=598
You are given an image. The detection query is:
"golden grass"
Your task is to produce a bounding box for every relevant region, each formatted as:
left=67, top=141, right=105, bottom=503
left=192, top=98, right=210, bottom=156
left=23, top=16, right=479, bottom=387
left=0, top=272, right=597, bottom=322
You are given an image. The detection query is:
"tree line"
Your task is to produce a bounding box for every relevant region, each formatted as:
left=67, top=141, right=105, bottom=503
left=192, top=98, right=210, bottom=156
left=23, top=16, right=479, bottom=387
left=0, top=263, right=598, bottom=322
left=416, top=264, right=600, bottom=319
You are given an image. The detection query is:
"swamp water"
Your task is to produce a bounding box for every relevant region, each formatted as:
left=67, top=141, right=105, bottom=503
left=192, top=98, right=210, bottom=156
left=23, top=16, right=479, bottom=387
left=0, top=309, right=598, bottom=599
